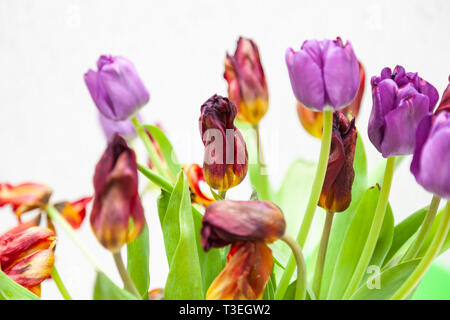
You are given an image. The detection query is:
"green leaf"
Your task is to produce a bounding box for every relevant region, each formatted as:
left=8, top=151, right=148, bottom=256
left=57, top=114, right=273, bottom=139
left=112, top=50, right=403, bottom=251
left=144, top=124, right=181, bottom=178
left=163, top=172, right=204, bottom=299
left=93, top=272, right=137, bottom=300
left=0, top=269, right=39, bottom=300
left=157, top=189, right=171, bottom=224
left=383, top=206, right=428, bottom=268
left=127, top=222, right=150, bottom=299
left=319, top=134, right=368, bottom=298
left=350, top=260, right=420, bottom=300
left=417, top=206, right=450, bottom=257
left=326, top=186, right=393, bottom=299
left=413, top=262, right=450, bottom=299
left=263, top=268, right=276, bottom=300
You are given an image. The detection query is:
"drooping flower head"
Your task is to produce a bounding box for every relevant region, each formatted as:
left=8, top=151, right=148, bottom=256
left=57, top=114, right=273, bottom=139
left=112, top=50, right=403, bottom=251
left=184, top=164, right=214, bottom=207
left=224, top=37, right=269, bottom=125
left=368, top=65, right=439, bottom=157
left=84, top=55, right=150, bottom=121
left=286, top=37, right=360, bottom=111
left=199, top=94, right=248, bottom=191
left=297, top=61, right=365, bottom=138
left=90, top=134, right=145, bottom=252
left=319, top=112, right=357, bottom=213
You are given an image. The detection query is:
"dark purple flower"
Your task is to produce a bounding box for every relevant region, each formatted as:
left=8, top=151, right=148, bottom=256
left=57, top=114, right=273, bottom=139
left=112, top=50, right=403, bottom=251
left=285, top=37, right=360, bottom=111
left=368, top=66, right=439, bottom=157
left=85, top=55, right=150, bottom=121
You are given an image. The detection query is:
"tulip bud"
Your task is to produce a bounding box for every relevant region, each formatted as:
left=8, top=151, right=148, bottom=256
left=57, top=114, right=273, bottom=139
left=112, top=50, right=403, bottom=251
left=98, top=113, right=138, bottom=141
left=199, top=95, right=248, bottom=191
left=224, top=37, right=269, bottom=125
left=435, top=78, right=450, bottom=114
left=286, top=37, right=360, bottom=111
left=411, top=111, right=450, bottom=199
left=0, top=226, right=56, bottom=294
left=183, top=164, right=214, bottom=207
left=201, top=200, right=286, bottom=251
left=84, top=55, right=150, bottom=121
left=54, top=196, right=92, bottom=229
left=368, top=65, right=439, bottom=157
left=206, top=241, right=273, bottom=300
left=0, top=183, right=52, bottom=218
left=318, top=112, right=357, bottom=213
left=90, top=134, right=145, bottom=252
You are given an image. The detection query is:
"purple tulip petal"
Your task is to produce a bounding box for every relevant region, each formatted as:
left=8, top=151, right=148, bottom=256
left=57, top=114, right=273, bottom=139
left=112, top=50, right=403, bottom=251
left=410, top=115, right=432, bottom=177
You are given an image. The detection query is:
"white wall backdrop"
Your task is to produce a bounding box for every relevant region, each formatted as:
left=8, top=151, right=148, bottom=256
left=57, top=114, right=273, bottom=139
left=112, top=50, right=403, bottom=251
left=0, top=0, right=449, bottom=299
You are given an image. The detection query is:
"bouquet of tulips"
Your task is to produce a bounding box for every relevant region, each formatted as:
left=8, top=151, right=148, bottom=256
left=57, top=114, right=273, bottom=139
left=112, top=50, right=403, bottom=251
left=1, top=36, right=449, bottom=301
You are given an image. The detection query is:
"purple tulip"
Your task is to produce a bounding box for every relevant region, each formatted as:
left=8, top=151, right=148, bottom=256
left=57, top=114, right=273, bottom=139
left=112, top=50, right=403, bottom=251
left=285, top=37, right=360, bottom=111
left=84, top=55, right=150, bottom=121
left=411, top=111, right=450, bottom=199
left=98, top=113, right=140, bottom=141
left=368, top=66, right=439, bottom=157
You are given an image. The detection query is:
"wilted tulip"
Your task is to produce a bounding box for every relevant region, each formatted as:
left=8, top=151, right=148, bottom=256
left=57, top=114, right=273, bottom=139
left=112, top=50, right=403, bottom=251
left=206, top=241, right=273, bottom=300
left=297, top=61, right=365, bottom=138
left=84, top=55, right=150, bottom=121
left=411, top=110, right=450, bottom=199
left=318, top=112, right=357, bottom=213
left=0, top=183, right=52, bottom=219
left=201, top=200, right=286, bottom=251
left=54, top=196, right=92, bottom=229
left=90, top=134, right=145, bottom=252
left=0, top=226, right=56, bottom=295
left=98, top=113, right=138, bottom=141
left=368, top=65, right=439, bottom=157
left=184, top=164, right=214, bottom=207
left=286, top=37, right=360, bottom=111
left=199, top=94, right=248, bottom=191
left=224, top=37, right=269, bottom=125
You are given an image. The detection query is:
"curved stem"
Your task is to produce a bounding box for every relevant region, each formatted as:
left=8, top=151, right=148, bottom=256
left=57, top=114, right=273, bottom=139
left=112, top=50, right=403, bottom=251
left=112, top=251, right=141, bottom=299
left=253, top=124, right=271, bottom=201
left=131, top=116, right=172, bottom=182
left=391, top=201, right=450, bottom=300
left=401, top=195, right=441, bottom=262
left=51, top=266, right=72, bottom=300
left=275, top=107, right=333, bottom=300
left=281, top=235, right=307, bottom=300
left=312, top=211, right=335, bottom=297
left=342, top=156, right=395, bottom=299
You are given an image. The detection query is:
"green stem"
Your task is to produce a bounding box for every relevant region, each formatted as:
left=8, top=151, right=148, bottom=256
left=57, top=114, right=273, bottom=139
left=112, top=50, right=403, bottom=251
left=401, top=195, right=441, bottom=262
left=131, top=116, right=172, bottom=182
left=312, top=211, right=335, bottom=297
left=138, top=163, right=174, bottom=193
left=218, top=190, right=227, bottom=200
left=51, top=266, right=72, bottom=300
left=281, top=235, right=307, bottom=300
left=391, top=201, right=450, bottom=300
left=275, top=107, right=333, bottom=300
left=253, top=124, right=271, bottom=201
left=342, top=156, right=395, bottom=299
left=45, top=205, right=103, bottom=272
left=112, top=251, right=141, bottom=299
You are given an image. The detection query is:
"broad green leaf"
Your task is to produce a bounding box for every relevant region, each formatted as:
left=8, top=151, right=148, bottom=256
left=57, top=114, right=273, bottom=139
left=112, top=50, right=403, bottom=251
left=157, top=190, right=171, bottom=224
left=417, top=207, right=450, bottom=257
left=319, top=135, right=368, bottom=298
left=326, top=186, right=393, bottom=299
left=93, top=272, right=137, bottom=300
left=0, top=269, right=39, bottom=300
left=282, top=280, right=314, bottom=300
left=413, top=263, right=450, bottom=299
left=144, top=124, right=181, bottom=178
left=263, top=269, right=276, bottom=300
left=383, top=206, right=428, bottom=268
left=127, top=222, right=150, bottom=299
left=164, top=172, right=203, bottom=299
left=350, top=259, right=420, bottom=300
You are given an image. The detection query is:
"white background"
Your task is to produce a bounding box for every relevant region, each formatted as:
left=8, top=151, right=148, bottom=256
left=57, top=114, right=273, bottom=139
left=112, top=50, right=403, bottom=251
left=0, top=0, right=449, bottom=299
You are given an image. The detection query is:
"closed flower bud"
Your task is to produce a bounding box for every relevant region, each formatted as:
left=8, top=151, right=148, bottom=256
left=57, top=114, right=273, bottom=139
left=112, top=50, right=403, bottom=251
left=297, top=61, right=365, bottom=138
left=319, top=112, right=357, bottom=213
left=0, top=226, right=56, bottom=294
left=368, top=65, right=439, bottom=157
left=224, top=37, right=269, bottom=125
left=286, top=37, right=360, bottom=111
left=84, top=55, right=150, bottom=121
left=0, top=183, right=52, bottom=218
left=201, top=200, right=286, bottom=251
left=199, top=95, right=248, bottom=191
left=54, top=196, right=92, bottom=229
left=411, top=110, right=450, bottom=199
left=206, top=241, right=273, bottom=300
left=90, top=134, right=145, bottom=252
left=184, top=164, right=214, bottom=207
